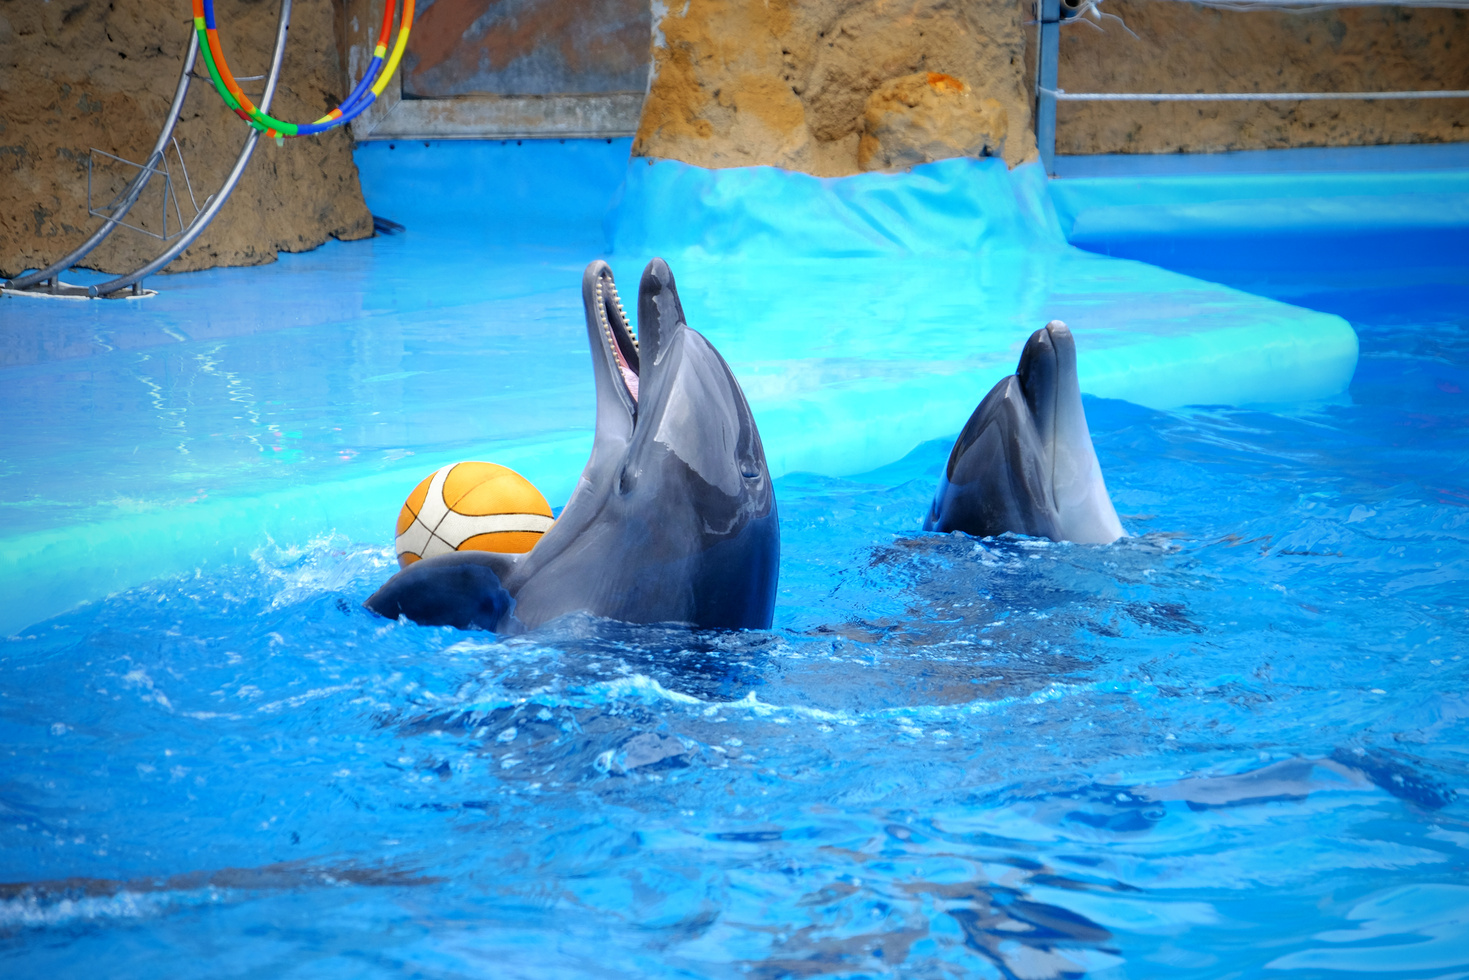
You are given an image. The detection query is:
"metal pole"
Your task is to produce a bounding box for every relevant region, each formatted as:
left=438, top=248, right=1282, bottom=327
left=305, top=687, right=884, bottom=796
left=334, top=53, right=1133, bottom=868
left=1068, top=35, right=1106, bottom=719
left=1046, top=88, right=1469, bottom=101
left=1037, top=0, right=1061, bottom=177
left=91, top=0, right=292, bottom=298
left=5, top=31, right=200, bottom=291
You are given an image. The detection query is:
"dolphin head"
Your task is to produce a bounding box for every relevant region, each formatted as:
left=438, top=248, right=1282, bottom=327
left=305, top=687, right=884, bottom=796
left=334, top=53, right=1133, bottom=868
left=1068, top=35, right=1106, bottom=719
left=925, top=321, right=1123, bottom=544
left=504, top=258, right=780, bottom=630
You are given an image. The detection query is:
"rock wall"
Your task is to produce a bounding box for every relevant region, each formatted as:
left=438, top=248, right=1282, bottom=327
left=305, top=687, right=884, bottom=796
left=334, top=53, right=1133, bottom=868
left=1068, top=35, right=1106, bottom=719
left=0, top=0, right=372, bottom=281
left=633, top=0, right=1037, bottom=176
left=635, top=0, right=1467, bottom=173
left=7, top=0, right=1460, bottom=276
left=859, top=72, right=1009, bottom=171
left=1054, top=1, right=1468, bottom=155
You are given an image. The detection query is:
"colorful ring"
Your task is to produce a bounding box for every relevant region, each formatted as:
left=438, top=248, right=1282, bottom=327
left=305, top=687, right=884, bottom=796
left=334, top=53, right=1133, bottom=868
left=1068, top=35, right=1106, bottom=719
left=191, top=0, right=414, bottom=138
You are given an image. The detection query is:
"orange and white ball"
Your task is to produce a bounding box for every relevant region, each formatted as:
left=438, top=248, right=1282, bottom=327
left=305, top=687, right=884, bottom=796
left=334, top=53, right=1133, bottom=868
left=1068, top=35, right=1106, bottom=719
left=395, top=461, right=554, bottom=568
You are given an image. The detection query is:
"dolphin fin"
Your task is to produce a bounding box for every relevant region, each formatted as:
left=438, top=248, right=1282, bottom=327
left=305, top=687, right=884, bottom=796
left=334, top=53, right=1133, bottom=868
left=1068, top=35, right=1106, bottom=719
left=364, top=551, right=519, bottom=631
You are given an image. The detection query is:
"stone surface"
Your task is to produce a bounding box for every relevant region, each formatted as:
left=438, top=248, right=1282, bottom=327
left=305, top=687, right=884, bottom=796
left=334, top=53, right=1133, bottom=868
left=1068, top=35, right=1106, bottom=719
left=633, top=0, right=1037, bottom=176
left=0, top=0, right=372, bottom=280
left=1052, top=1, right=1469, bottom=155
left=634, top=0, right=1467, bottom=174
left=858, top=72, right=1007, bottom=171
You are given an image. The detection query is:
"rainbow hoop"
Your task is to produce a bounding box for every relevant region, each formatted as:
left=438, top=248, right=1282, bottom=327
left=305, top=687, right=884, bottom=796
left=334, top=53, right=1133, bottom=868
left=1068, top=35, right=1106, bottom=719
left=192, top=0, right=414, bottom=138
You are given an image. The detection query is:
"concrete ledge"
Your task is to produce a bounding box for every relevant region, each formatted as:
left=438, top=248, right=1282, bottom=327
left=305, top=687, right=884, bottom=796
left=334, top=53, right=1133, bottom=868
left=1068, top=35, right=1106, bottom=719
left=357, top=92, right=645, bottom=141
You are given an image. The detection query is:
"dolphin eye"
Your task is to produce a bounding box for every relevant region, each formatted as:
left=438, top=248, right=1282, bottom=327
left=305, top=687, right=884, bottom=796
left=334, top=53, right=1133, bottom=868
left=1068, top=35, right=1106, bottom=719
left=741, top=461, right=759, bottom=479
left=618, top=464, right=636, bottom=495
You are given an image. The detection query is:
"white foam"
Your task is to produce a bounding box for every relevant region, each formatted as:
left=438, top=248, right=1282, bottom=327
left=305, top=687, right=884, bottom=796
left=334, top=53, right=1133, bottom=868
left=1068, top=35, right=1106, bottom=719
left=0, top=887, right=222, bottom=930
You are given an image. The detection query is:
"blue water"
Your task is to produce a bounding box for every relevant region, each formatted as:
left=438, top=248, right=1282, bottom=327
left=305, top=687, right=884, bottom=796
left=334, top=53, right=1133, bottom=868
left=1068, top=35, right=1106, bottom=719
left=2, top=256, right=1466, bottom=977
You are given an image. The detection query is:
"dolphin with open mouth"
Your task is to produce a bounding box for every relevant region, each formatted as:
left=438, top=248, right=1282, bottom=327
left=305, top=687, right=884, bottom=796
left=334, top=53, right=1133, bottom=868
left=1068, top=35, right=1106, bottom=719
left=925, top=320, right=1124, bottom=545
left=365, top=258, right=780, bottom=632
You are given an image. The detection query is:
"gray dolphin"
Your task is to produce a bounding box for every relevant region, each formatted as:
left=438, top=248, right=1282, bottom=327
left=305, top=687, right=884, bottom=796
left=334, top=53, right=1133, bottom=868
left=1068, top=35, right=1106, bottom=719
left=365, top=258, right=780, bottom=632
left=924, top=321, right=1123, bottom=544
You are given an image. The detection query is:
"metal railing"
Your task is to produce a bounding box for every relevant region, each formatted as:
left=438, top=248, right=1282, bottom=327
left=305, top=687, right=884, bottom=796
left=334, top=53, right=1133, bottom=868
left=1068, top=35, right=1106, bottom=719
left=1035, top=0, right=1469, bottom=174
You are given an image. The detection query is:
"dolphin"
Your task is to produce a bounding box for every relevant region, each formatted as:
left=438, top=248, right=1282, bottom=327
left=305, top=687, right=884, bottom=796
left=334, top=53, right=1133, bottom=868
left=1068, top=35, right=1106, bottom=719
left=365, top=258, right=780, bottom=632
left=924, top=320, right=1123, bottom=544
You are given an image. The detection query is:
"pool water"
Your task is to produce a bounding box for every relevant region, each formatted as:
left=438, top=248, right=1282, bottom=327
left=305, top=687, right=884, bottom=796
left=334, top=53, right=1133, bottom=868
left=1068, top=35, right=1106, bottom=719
left=2, top=255, right=1466, bottom=977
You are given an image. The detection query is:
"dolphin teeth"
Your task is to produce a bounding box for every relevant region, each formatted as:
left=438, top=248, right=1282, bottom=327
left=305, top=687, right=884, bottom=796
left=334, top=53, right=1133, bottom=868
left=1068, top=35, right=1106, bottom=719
left=597, top=276, right=634, bottom=347
left=610, top=284, right=635, bottom=347
left=596, top=273, right=639, bottom=402
left=616, top=295, right=635, bottom=348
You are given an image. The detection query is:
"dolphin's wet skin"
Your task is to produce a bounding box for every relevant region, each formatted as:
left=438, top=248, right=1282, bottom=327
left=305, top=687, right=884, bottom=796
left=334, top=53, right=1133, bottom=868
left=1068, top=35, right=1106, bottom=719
left=926, top=320, right=1124, bottom=545
left=3, top=272, right=1468, bottom=978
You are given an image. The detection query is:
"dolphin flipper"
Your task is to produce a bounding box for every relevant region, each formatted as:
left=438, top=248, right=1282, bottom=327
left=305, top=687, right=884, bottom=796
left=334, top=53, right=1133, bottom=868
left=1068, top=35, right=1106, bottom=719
left=364, top=551, right=519, bottom=631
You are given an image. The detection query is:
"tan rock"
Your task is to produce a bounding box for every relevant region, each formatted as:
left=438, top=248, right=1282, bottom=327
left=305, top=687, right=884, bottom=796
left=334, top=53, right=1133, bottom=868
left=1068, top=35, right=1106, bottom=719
left=858, top=72, right=1007, bottom=171
left=634, top=0, right=818, bottom=171
left=0, top=0, right=372, bottom=280
left=634, top=0, right=1037, bottom=177
left=634, top=0, right=1467, bottom=174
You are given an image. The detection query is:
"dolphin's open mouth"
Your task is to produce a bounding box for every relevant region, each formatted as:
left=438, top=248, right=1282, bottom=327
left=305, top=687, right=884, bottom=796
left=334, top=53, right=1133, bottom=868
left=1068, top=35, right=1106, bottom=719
left=594, top=272, right=640, bottom=403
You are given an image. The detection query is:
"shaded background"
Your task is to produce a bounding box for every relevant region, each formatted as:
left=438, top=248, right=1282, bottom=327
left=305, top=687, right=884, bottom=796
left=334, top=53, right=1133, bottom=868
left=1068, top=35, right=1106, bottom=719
left=402, top=0, right=651, bottom=98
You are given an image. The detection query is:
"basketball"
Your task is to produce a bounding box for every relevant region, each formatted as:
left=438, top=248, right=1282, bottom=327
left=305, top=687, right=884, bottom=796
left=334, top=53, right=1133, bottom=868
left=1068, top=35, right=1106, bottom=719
left=394, top=462, right=554, bottom=568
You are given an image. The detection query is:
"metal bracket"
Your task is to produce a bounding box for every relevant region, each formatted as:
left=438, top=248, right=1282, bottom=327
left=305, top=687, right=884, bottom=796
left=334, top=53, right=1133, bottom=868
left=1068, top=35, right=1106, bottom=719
left=87, top=138, right=203, bottom=242
left=1036, top=0, right=1061, bottom=176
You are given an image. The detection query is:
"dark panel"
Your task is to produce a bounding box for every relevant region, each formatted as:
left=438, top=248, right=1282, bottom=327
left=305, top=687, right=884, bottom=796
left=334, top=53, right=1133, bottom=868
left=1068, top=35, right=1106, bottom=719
left=404, top=0, right=651, bottom=99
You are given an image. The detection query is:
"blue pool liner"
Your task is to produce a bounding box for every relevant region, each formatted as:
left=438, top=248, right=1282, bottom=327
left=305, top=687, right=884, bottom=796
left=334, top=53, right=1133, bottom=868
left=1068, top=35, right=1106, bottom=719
left=605, top=152, right=1358, bottom=423
left=355, top=136, right=632, bottom=246
left=1049, top=143, right=1469, bottom=281
left=608, top=154, right=1062, bottom=256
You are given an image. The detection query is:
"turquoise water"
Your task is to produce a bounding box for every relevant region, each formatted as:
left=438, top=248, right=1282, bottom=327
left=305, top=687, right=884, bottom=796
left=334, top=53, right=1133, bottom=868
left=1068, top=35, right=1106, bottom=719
left=2, top=261, right=1466, bottom=976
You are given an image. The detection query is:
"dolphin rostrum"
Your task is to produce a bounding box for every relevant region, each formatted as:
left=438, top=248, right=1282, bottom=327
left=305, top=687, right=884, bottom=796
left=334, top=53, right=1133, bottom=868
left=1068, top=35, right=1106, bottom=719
left=365, top=258, right=780, bottom=632
left=924, top=321, right=1123, bottom=544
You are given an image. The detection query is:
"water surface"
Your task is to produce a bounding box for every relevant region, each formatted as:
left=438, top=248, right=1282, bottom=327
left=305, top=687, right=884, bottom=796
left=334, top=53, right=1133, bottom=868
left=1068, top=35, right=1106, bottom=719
left=2, top=271, right=1466, bottom=978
